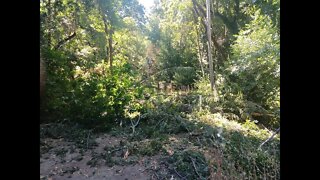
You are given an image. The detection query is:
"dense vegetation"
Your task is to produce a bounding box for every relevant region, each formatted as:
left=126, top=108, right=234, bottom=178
left=40, top=0, right=280, bottom=179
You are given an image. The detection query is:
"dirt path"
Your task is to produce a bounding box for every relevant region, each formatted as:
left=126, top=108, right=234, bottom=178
left=40, top=134, right=172, bottom=180
left=40, top=120, right=225, bottom=180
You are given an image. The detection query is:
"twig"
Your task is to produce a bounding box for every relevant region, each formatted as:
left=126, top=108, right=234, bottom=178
left=173, top=168, right=187, bottom=180
left=190, top=157, right=202, bottom=179
left=154, top=172, right=160, bottom=180
left=259, top=127, right=280, bottom=149
left=142, top=166, right=153, bottom=172
left=154, top=116, right=166, bottom=129
left=109, top=147, right=124, bottom=154
left=130, top=114, right=141, bottom=135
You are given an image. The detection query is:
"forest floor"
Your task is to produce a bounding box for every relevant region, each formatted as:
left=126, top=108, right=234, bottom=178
left=40, top=132, right=165, bottom=180
left=40, top=94, right=280, bottom=180
left=40, top=124, right=218, bottom=180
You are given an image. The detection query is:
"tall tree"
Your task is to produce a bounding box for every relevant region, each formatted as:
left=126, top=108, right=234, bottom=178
left=206, top=0, right=218, bottom=98
left=97, top=0, right=145, bottom=73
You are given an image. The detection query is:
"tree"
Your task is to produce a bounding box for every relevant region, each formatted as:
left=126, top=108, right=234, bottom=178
left=146, top=0, right=199, bottom=86
left=40, top=0, right=148, bottom=125
left=206, top=0, right=218, bottom=98
left=97, top=0, right=145, bottom=73
left=228, top=9, right=280, bottom=110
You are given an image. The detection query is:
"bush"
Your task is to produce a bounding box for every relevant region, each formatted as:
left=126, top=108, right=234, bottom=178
left=43, top=49, right=145, bottom=128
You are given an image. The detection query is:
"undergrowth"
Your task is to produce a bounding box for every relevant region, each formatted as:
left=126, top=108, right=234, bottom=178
left=40, top=92, right=279, bottom=179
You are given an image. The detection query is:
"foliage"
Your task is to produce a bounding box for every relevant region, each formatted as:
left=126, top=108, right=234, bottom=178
left=40, top=0, right=280, bottom=178
left=168, top=150, right=210, bottom=179
left=41, top=0, right=148, bottom=127
left=148, top=0, right=199, bottom=85
left=43, top=49, right=146, bottom=128
left=228, top=9, right=280, bottom=111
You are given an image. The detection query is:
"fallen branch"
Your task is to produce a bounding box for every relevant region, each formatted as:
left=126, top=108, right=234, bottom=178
left=190, top=157, right=202, bottom=179
left=259, top=127, right=280, bottom=149
left=109, top=147, right=124, bottom=154
left=173, top=168, right=187, bottom=180
left=154, top=116, right=166, bottom=129
left=154, top=172, right=160, bottom=180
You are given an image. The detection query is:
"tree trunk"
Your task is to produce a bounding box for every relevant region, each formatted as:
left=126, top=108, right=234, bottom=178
left=192, top=6, right=205, bottom=77
left=109, top=29, right=114, bottom=74
left=47, top=0, right=52, bottom=49
left=206, top=0, right=218, bottom=99
left=196, top=27, right=205, bottom=77
left=191, top=0, right=227, bottom=66
left=40, top=58, right=46, bottom=99
left=100, top=8, right=113, bottom=74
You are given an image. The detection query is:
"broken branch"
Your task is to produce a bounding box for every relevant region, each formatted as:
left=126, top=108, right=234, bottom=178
left=259, top=127, right=280, bottom=149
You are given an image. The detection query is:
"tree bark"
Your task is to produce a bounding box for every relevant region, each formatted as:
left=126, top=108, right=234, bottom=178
left=109, top=29, right=114, bottom=74
left=192, top=7, right=205, bottom=77
left=100, top=8, right=114, bottom=74
left=192, top=0, right=227, bottom=64
left=206, top=0, right=218, bottom=98
left=40, top=58, right=46, bottom=99
left=196, top=30, right=205, bottom=77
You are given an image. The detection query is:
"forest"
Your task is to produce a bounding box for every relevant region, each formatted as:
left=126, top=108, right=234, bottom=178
left=40, top=0, right=280, bottom=179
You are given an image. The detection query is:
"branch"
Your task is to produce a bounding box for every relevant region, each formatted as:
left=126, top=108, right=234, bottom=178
left=109, top=147, right=124, bottom=154
left=173, top=168, right=187, bottom=180
left=54, top=32, right=77, bottom=50
left=154, top=172, right=160, bottom=180
left=190, top=157, right=202, bottom=179
left=259, top=128, right=280, bottom=149
left=130, top=114, right=141, bottom=135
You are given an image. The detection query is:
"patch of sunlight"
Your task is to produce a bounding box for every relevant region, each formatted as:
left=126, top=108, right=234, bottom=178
left=241, top=120, right=275, bottom=140
left=207, top=113, right=274, bottom=139
left=230, top=65, right=239, bottom=73
left=125, top=110, right=140, bottom=119
left=76, top=46, right=93, bottom=57
left=73, top=66, right=84, bottom=79
left=205, top=113, right=243, bottom=131
left=191, top=110, right=279, bottom=142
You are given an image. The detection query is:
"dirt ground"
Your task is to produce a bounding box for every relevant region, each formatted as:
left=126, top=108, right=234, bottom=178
left=40, top=133, right=181, bottom=180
